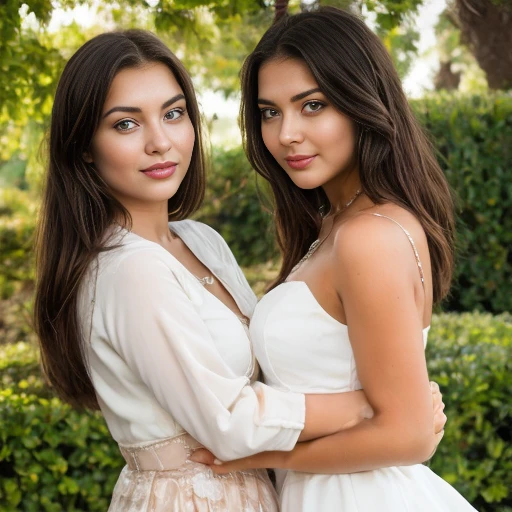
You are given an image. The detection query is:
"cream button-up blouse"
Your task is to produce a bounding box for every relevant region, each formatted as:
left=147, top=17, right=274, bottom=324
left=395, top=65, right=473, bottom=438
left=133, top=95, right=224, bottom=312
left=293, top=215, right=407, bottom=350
left=78, top=220, right=305, bottom=462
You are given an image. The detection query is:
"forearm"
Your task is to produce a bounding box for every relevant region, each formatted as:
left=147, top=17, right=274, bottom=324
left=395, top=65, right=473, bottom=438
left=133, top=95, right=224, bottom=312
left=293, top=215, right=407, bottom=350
left=299, top=390, right=373, bottom=441
left=281, top=414, right=436, bottom=474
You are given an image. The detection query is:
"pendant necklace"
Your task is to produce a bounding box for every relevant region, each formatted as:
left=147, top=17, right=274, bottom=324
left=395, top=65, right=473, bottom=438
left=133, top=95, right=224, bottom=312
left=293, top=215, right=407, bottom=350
left=291, top=188, right=362, bottom=274
left=195, top=275, right=215, bottom=286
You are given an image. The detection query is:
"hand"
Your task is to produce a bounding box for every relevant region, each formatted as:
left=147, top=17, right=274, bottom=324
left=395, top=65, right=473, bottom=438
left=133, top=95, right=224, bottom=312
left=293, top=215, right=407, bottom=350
left=189, top=448, right=284, bottom=476
left=430, top=381, right=447, bottom=434
left=429, top=381, right=447, bottom=457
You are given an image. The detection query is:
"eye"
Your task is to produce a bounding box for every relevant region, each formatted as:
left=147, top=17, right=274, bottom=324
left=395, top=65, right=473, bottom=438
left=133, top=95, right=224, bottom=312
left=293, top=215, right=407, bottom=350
left=114, top=119, right=137, bottom=132
left=164, top=108, right=185, bottom=121
left=260, top=108, right=279, bottom=120
left=303, top=101, right=325, bottom=114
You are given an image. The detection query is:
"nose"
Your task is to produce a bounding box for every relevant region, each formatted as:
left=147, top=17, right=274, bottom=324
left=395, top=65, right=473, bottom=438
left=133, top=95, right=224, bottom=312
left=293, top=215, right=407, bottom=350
left=145, top=122, right=172, bottom=155
left=279, top=115, right=304, bottom=146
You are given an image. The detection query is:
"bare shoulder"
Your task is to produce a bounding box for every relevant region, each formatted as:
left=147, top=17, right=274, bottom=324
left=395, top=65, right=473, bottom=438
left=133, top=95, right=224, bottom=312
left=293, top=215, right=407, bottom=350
left=332, top=205, right=427, bottom=281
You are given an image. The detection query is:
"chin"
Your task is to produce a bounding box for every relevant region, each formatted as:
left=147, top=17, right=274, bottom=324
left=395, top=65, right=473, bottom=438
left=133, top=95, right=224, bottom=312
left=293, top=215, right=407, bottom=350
left=289, top=176, right=326, bottom=191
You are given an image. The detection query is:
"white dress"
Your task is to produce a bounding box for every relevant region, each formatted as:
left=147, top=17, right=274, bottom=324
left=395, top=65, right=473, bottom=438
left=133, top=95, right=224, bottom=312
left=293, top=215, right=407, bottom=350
left=250, top=216, right=478, bottom=512
left=77, top=220, right=306, bottom=511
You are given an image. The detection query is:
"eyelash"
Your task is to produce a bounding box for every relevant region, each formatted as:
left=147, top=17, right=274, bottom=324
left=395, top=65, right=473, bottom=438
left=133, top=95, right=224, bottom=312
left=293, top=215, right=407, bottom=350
left=259, top=100, right=326, bottom=120
left=113, top=108, right=186, bottom=132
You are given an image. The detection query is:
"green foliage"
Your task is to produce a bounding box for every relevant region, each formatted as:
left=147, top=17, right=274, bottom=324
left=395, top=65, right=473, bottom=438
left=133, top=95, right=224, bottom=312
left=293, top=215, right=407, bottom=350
left=0, top=342, right=123, bottom=511
left=0, top=189, right=36, bottom=300
left=0, top=393, right=124, bottom=511
left=426, top=312, right=512, bottom=512
left=412, top=93, right=512, bottom=313
left=196, top=146, right=278, bottom=266
left=1, top=312, right=510, bottom=510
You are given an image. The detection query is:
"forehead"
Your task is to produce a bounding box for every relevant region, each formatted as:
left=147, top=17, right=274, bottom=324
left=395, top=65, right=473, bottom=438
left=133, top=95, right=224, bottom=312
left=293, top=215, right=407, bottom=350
left=103, top=62, right=184, bottom=109
left=258, top=57, right=318, bottom=98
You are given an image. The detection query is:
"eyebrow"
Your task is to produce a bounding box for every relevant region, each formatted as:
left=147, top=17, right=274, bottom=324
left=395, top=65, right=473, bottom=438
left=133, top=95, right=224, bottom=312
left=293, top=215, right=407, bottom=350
left=102, top=93, right=186, bottom=118
left=257, top=87, right=322, bottom=106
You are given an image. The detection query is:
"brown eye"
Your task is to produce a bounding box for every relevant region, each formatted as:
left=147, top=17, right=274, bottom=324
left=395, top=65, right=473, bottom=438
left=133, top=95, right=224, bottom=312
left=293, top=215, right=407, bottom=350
left=260, top=108, right=279, bottom=120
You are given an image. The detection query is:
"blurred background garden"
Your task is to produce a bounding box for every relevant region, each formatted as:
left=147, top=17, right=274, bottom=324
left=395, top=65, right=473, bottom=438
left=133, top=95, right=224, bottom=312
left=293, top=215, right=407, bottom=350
left=1, top=0, right=511, bottom=510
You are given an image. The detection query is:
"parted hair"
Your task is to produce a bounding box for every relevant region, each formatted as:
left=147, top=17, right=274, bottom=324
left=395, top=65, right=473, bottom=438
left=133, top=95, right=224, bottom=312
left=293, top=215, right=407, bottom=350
left=240, top=7, right=455, bottom=303
left=34, top=30, right=206, bottom=409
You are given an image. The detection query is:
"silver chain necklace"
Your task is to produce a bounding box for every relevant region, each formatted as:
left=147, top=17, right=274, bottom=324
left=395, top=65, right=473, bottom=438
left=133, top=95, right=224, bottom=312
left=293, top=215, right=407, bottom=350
left=291, top=188, right=362, bottom=274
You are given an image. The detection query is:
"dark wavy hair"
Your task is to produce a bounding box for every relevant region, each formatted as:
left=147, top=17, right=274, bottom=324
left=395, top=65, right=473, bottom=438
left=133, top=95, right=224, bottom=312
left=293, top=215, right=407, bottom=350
left=240, top=7, right=455, bottom=303
left=34, top=30, right=206, bottom=409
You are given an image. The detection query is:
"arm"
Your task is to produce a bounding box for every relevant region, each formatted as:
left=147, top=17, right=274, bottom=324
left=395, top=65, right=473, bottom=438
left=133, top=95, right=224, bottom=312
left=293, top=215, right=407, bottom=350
left=193, top=216, right=442, bottom=472
left=278, top=217, right=438, bottom=472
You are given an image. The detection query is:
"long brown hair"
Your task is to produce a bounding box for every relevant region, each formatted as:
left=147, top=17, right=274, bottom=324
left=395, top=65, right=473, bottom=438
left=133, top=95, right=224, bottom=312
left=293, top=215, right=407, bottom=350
left=240, top=7, right=455, bottom=303
left=34, top=30, right=206, bottom=409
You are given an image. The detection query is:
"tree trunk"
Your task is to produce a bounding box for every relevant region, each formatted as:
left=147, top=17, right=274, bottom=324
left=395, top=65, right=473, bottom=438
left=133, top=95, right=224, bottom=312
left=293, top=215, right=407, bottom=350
left=434, top=60, right=462, bottom=90
left=454, top=0, right=512, bottom=90
left=274, top=0, right=290, bottom=22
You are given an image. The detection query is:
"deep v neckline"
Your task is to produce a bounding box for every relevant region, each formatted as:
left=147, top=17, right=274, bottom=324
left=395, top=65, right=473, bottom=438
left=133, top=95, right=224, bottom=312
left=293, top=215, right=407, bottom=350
left=117, top=224, right=249, bottom=325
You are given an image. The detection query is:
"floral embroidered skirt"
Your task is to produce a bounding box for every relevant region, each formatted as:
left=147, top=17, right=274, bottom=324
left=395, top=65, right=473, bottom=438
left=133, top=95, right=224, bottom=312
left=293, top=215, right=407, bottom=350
left=108, top=434, right=279, bottom=512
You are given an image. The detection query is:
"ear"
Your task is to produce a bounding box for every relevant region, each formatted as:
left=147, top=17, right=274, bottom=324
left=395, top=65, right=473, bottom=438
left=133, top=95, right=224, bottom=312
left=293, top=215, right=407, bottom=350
left=83, top=151, right=94, bottom=164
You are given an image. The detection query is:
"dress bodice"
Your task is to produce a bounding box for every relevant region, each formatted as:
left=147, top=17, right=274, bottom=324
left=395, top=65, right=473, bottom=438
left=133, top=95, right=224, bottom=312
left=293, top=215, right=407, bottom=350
left=251, top=280, right=429, bottom=394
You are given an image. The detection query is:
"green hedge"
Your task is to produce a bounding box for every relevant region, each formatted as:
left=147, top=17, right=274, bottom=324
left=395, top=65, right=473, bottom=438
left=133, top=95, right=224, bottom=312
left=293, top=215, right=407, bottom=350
left=196, top=145, right=276, bottom=266
left=0, top=348, right=124, bottom=512
left=0, top=188, right=35, bottom=301
left=425, top=312, right=512, bottom=512
left=412, top=93, right=512, bottom=314
left=1, top=312, right=511, bottom=511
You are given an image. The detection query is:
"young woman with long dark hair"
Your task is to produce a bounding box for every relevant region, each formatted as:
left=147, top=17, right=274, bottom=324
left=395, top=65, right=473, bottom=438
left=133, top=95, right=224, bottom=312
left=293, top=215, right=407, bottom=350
left=191, top=7, right=477, bottom=511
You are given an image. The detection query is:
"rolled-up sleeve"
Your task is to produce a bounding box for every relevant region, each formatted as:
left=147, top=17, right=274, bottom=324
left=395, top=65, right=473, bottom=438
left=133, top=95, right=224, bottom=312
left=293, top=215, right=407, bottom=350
left=99, top=249, right=305, bottom=461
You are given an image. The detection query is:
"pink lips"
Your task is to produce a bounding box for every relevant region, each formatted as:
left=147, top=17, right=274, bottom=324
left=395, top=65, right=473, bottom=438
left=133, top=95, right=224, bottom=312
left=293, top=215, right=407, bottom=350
left=285, top=155, right=316, bottom=170
left=141, top=161, right=177, bottom=179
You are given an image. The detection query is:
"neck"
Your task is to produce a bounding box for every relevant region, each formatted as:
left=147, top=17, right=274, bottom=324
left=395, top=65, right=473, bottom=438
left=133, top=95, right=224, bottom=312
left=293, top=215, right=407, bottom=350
left=322, top=170, right=362, bottom=212
left=119, top=202, right=175, bottom=245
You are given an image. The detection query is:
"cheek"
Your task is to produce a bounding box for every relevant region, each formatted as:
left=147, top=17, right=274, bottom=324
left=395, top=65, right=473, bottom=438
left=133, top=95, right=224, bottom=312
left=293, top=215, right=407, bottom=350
left=92, top=134, right=136, bottom=172
left=317, top=118, right=355, bottom=155
left=174, top=121, right=195, bottom=160
left=261, top=123, right=277, bottom=157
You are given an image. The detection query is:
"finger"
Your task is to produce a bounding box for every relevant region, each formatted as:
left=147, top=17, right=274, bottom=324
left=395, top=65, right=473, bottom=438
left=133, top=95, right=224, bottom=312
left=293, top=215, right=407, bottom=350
left=433, top=399, right=446, bottom=413
left=211, top=465, right=232, bottom=475
left=429, top=381, right=440, bottom=394
left=433, top=411, right=447, bottom=433
left=190, top=448, right=217, bottom=465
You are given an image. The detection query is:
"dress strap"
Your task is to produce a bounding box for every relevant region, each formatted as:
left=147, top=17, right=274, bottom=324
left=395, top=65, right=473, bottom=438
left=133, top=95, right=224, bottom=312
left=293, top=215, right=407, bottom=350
left=369, top=213, right=425, bottom=289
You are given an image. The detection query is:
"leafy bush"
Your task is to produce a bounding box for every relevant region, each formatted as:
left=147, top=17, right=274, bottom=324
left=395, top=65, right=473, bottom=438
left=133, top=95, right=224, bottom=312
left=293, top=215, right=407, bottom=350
left=196, top=146, right=278, bottom=266
left=0, top=188, right=35, bottom=301
left=1, top=312, right=511, bottom=511
left=0, top=343, right=124, bottom=511
left=426, top=312, right=512, bottom=512
left=0, top=188, right=37, bottom=347
left=412, top=93, right=512, bottom=313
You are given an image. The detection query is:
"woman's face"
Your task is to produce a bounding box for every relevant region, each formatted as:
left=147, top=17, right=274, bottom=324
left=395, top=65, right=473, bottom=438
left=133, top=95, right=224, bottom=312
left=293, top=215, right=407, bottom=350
left=257, top=57, right=357, bottom=191
left=86, top=62, right=195, bottom=211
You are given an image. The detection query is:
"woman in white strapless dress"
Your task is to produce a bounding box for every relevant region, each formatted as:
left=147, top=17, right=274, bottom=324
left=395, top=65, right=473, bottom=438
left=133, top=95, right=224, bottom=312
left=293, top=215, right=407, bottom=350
left=193, top=7, right=478, bottom=511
